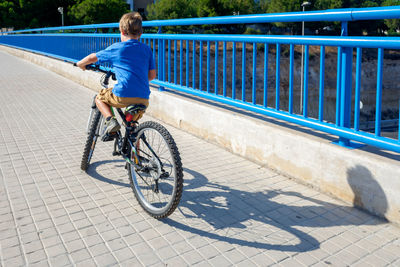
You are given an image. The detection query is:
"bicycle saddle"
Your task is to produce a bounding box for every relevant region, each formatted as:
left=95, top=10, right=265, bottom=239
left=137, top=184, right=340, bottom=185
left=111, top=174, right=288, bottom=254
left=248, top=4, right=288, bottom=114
left=125, top=104, right=147, bottom=122
left=125, top=104, right=147, bottom=114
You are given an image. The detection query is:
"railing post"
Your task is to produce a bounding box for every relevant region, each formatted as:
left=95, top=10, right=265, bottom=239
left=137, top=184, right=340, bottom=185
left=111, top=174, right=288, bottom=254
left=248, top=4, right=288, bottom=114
left=157, top=26, right=165, bottom=91
left=338, top=22, right=352, bottom=147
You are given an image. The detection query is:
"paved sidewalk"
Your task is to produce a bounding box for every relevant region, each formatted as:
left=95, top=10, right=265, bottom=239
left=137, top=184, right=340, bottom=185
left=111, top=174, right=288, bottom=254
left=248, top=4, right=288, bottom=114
left=1, top=50, right=400, bottom=267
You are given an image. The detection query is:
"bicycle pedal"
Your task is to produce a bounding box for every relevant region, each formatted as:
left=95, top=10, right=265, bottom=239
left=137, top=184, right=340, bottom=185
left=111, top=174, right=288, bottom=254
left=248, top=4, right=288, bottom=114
left=160, top=172, right=170, bottom=179
left=101, top=132, right=116, bottom=142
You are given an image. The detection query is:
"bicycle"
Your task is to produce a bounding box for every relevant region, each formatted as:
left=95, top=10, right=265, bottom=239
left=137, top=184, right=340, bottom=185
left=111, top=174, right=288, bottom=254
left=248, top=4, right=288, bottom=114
left=75, top=64, right=183, bottom=219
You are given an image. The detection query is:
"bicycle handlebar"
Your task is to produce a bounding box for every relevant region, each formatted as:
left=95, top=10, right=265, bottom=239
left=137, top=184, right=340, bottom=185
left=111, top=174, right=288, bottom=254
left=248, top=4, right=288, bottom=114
left=73, top=63, right=116, bottom=88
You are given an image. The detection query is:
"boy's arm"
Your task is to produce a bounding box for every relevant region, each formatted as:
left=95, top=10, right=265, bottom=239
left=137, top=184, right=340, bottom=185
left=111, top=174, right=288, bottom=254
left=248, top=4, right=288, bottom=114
left=148, top=69, right=156, bottom=81
left=76, top=53, right=98, bottom=71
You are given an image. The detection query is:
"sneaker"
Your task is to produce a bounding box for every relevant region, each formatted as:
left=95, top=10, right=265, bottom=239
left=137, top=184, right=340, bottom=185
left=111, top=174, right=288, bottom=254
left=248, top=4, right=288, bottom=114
left=104, top=117, right=121, bottom=134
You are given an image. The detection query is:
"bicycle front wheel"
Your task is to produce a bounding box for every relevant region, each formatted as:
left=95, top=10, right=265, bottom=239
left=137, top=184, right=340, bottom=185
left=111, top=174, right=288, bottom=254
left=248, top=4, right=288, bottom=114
left=128, top=121, right=183, bottom=219
left=81, top=108, right=103, bottom=171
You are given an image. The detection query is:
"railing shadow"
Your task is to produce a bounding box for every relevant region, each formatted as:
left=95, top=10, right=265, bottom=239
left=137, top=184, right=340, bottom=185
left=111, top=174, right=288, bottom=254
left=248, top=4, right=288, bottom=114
left=347, top=164, right=388, bottom=220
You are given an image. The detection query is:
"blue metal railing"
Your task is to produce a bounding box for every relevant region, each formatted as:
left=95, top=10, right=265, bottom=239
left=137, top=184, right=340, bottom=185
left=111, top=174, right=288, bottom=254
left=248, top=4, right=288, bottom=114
left=1, top=6, right=400, bottom=153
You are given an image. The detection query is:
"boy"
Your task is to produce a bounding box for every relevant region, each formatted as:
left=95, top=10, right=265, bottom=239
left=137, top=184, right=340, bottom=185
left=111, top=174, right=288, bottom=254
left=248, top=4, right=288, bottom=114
left=76, top=12, right=156, bottom=136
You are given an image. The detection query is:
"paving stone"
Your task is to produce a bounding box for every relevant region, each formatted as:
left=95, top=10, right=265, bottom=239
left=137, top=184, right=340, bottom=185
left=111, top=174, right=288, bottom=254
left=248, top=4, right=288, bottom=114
left=2, top=245, right=23, bottom=260
left=156, top=245, right=179, bottom=261
left=88, top=243, right=110, bottom=258
left=70, top=248, right=92, bottom=263
left=163, top=256, right=188, bottom=266
left=146, top=236, right=169, bottom=250
left=233, top=258, right=258, bottom=267
left=113, top=247, right=136, bottom=263
left=93, top=253, right=118, bottom=267
left=136, top=251, right=163, bottom=266
left=120, top=257, right=142, bottom=266
left=170, top=243, right=199, bottom=263
left=28, top=260, right=51, bottom=267
left=2, top=255, right=26, bottom=267
left=75, top=258, right=97, bottom=267
left=26, top=249, right=47, bottom=264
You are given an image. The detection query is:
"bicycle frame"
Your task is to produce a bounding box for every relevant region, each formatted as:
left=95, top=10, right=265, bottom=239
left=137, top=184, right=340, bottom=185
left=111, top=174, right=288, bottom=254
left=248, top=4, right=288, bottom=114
left=112, top=108, right=167, bottom=176
left=111, top=107, right=140, bottom=165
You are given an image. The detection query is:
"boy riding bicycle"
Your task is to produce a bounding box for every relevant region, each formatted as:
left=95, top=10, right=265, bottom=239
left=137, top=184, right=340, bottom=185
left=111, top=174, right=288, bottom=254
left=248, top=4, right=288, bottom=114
left=76, top=12, right=156, bottom=137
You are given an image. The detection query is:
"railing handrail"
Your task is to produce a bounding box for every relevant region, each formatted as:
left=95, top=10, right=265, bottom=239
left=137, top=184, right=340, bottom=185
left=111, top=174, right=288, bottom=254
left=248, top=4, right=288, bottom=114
left=7, top=33, right=400, bottom=49
left=3, top=5, right=400, bottom=34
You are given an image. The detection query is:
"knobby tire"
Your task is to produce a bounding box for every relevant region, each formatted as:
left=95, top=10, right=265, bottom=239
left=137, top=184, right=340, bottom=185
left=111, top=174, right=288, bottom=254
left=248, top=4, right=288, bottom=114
left=128, top=121, right=183, bottom=219
left=81, top=108, right=102, bottom=171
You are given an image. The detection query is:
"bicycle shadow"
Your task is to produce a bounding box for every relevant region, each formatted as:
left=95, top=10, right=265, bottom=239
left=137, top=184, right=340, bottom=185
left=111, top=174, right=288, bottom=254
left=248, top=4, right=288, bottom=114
left=86, top=160, right=131, bottom=188
left=84, top=161, right=385, bottom=252
left=163, top=167, right=385, bottom=252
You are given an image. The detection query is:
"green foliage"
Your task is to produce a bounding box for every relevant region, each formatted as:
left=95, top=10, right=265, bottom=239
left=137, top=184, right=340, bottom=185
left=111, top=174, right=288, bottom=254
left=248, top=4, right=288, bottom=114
left=147, top=0, right=258, bottom=33
left=266, top=0, right=302, bottom=13
left=313, top=0, right=344, bottom=9
left=196, top=0, right=219, bottom=17
left=217, top=0, right=258, bottom=15
left=20, top=0, right=77, bottom=28
left=68, top=0, right=130, bottom=25
left=147, top=0, right=197, bottom=20
left=0, top=0, right=18, bottom=28
left=264, top=0, right=299, bottom=32
left=244, top=27, right=263, bottom=34
left=382, top=0, right=400, bottom=33
left=0, top=0, right=77, bottom=30
left=147, top=0, right=257, bottom=20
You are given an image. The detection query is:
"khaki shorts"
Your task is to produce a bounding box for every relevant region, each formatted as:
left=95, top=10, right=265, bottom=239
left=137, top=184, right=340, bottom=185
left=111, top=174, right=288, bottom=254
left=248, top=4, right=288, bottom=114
left=97, top=88, right=149, bottom=121
left=97, top=88, right=149, bottom=108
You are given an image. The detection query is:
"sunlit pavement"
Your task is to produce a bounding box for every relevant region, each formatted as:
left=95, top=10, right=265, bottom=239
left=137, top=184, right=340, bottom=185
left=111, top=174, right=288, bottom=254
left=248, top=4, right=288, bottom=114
left=1, top=50, right=400, bottom=266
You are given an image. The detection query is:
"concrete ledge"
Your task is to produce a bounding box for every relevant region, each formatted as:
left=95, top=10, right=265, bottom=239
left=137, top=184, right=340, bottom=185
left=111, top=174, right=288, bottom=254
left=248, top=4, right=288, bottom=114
left=2, top=45, right=400, bottom=224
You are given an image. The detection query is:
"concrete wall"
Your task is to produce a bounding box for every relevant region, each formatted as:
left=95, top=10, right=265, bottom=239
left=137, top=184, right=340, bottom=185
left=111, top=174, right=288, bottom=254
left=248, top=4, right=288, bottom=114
left=2, top=45, right=400, bottom=224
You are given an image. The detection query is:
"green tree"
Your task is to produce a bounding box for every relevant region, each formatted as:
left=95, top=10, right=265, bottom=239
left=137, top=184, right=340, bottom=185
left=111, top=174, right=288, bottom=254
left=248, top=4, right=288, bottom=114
left=313, top=0, right=344, bottom=9
left=19, top=0, right=78, bottom=28
left=217, top=0, right=257, bottom=15
left=68, top=0, right=129, bottom=25
left=265, top=0, right=304, bottom=33
left=147, top=0, right=258, bottom=33
left=1, top=0, right=78, bottom=30
left=196, top=0, right=220, bottom=17
left=147, top=0, right=197, bottom=20
left=0, top=0, right=19, bottom=29
left=382, top=0, right=400, bottom=34
left=147, top=0, right=257, bottom=20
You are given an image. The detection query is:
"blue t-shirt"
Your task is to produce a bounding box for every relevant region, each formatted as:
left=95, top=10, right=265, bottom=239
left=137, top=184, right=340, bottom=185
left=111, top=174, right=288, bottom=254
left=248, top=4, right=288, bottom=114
left=96, top=39, right=155, bottom=99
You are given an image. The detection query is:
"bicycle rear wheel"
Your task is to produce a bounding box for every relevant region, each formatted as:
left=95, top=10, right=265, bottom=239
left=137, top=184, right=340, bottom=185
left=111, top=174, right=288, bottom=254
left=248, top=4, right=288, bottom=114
left=81, top=108, right=103, bottom=171
left=128, top=121, right=183, bottom=219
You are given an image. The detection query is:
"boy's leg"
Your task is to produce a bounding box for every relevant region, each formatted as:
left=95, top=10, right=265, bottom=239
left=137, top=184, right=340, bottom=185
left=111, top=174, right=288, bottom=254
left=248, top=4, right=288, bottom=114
left=95, top=88, right=149, bottom=135
left=95, top=97, right=113, bottom=118
left=96, top=89, right=121, bottom=135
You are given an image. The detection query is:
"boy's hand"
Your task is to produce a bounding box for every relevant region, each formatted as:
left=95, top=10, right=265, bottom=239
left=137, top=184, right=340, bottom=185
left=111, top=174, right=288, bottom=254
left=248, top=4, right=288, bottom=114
left=76, top=61, right=86, bottom=71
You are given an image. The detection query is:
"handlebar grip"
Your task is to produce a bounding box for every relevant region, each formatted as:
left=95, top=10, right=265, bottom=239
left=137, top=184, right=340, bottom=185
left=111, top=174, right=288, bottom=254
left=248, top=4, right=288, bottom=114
left=86, top=64, right=100, bottom=70
left=73, top=62, right=99, bottom=70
